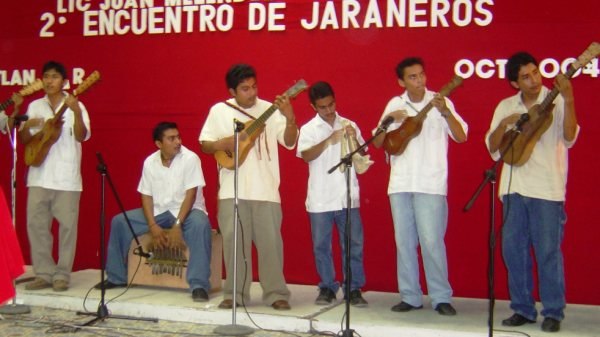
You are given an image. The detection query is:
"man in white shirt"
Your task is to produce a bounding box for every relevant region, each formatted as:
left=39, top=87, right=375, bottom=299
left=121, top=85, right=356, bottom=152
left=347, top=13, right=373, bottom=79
left=199, top=64, right=298, bottom=311
left=486, top=52, right=579, bottom=333
left=373, top=57, right=468, bottom=316
left=0, top=93, right=24, bottom=134
left=19, top=61, right=91, bottom=292
left=297, top=81, right=369, bottom=307
left=97, top=122, right=213, bottom=302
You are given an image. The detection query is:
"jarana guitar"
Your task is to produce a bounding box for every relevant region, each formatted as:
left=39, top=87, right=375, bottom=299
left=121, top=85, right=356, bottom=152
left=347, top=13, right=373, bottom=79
left=24, top=71, right=100, bottom=167
left=499, top=42, right=600, bottom=166
left=383, top=75, right=463, bottom=155
left=214, top=79, right=308, bottom=169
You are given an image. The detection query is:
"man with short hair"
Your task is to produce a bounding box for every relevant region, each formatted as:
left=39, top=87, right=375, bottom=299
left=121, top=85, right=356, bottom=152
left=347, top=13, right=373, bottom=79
left=373, top=57, right=467, bottom=316
left=486, top=52, right=579, bottom=333
left=297, top=81, right=369, bottom=307
left=97, top=121, right=213, bottom=302
left=19, top=61, right=91, bottom=292
left=199, top=64, right=298, bottom=310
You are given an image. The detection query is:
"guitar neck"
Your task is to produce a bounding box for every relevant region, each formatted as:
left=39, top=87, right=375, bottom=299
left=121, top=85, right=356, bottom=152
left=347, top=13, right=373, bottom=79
left=0, top=98, right=14, bottom=111
left=245, top=104, right=278, bottom=135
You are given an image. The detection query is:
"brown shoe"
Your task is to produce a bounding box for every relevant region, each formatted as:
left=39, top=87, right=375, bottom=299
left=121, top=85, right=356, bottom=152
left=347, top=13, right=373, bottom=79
left=53, top=280, right=69, bottom=292
left=271, top=299, right=291, bottom=311
left=25, top=277, right=52, bottom=290
left=218, top=299, right=239, bottom=309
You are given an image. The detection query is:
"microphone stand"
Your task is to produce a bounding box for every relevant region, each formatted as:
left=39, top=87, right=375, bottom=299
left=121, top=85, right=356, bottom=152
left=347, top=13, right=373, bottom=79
left=328, top=126, right=385, bottom=337
left=214, top=120, right=253, bottom=336
left=463, top=115, right=529, bottom=337
left=0, top=120, right=31, bottom=315
left=76, top=152, right=157, bottom=327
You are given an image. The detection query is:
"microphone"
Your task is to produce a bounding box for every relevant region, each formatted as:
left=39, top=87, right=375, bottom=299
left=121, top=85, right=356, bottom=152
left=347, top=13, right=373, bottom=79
left=11, top=115, right=29, bottom=122
left=377, top=115, right=394, bottom=133
left=234, top=118, right=245, bottom=132
left=134, top=246, right=153, bottom=259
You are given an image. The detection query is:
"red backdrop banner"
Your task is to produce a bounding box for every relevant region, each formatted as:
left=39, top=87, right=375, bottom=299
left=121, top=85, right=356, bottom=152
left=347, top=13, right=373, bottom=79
left=1, top=0, right=599, bottom=304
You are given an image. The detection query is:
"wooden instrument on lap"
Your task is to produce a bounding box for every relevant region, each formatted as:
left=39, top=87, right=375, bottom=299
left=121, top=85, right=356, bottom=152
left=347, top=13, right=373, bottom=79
left=146, top=230, right=187, bottom=278
left=499, top=42, right=600, bottom=166
left=214, top=79, right=308, bottom=169
left=383, top=75, right=463, bottom=155
left=24, top=71, right=100, bottom=167
left=0, top=79, right=43, bottom=112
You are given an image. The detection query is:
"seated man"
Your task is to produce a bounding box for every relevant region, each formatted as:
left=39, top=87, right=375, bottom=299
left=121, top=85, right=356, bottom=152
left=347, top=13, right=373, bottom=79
left=95, top=121, right=212, bottom=302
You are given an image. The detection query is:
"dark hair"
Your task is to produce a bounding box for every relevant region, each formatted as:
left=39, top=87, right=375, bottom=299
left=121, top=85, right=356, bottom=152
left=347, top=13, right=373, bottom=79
left=225, top=64, right=256, bottom=90
left=308, top=81, right=335, bottom=105
left=506, top=52, right=538, bottom=82
left=395, top=57, right=424, bottom=80
left=153, top=121, right=178, bottom=142
left=42, top=61, right=67, bottom=79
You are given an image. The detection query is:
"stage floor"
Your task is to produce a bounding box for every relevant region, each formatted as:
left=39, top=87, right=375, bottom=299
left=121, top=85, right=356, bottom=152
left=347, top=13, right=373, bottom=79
left=6, top=268, right=600, bottom=337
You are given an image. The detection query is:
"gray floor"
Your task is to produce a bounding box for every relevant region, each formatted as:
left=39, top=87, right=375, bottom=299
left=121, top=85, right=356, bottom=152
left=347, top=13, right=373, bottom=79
left=2, top=268, right=599, bottom=337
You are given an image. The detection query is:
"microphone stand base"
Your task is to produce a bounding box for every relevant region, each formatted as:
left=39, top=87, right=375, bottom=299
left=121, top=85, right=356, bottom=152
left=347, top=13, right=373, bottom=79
left=0, top=303, right=31, bottom=315
left=214, top=324, right=254, bottom=336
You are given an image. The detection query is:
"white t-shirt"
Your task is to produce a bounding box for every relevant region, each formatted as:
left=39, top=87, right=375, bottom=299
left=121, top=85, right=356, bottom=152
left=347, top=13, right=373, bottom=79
left=199, top=97, right=295, bottom=202
left=377, top=89, right=468, bottom=196
left=25, top=94, right=91, bottom=191
left=138, top=145, right=207, bottom=216
left=485, top=86, right=579, bottom=201
left=297, top=113, right=364, bottom=212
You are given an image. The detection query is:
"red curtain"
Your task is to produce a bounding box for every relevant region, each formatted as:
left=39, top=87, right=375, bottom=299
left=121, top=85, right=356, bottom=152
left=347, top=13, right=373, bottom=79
left=0, top=188, right=25, bottom=305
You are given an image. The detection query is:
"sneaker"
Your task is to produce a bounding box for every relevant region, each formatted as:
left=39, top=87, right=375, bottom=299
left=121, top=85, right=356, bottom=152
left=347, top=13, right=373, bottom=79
left=25, top=277, right=52, bottom=290
left=315, top=288, right=336, bottom=305
left=434, top=303, right=457, bottom=316
left=348, top=289, right=368, bottom=307
left=541, top=317, right=560, bottom=332
left=192, top=288, right=209, bottom=302
left=52, top=280, right=69, bottom=292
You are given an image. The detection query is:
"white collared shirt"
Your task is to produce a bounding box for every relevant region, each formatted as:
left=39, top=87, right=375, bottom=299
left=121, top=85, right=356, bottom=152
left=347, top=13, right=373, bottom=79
left=485, top=86, right=580, bottom=201
left=138, top=145, right=207, bottom=216
left=297, top=113, right=364, bottom=212
left=25, top=94, right=91, bottom=191
left=199, top=97, right=295, bottom=203
left=377, top=89, right=468, bottom=196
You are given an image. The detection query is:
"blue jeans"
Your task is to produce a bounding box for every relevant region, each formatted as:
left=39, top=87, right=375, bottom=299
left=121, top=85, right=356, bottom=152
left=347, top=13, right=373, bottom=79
left=105, top=208, right=212, bottom=292
left=502, top=193, right=566, bottom=321
left=389, top=192, right=452, bottom=308
left=309, top=208, right=366, bottom=294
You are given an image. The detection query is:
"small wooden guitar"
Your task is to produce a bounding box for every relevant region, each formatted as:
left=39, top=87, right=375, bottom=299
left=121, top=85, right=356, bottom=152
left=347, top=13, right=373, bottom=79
left=214, top=79, right=308, bottom=169
left=500, top=42, right=600, bottom=166
left=383, top=75, right=463, bottom=155
left=24, top=71, right=100, bottom=167
left=0, top=79, right=44, bottom=112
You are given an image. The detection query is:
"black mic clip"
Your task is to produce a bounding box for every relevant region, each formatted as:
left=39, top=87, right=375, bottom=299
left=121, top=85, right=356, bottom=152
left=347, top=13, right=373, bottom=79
left=234, top=118, right=245, bottom=132
left=376, top=115, right=394, bottom=134
left=134, top=246, right=153, bottom=259
left=515, top=113, right=530, bottom=132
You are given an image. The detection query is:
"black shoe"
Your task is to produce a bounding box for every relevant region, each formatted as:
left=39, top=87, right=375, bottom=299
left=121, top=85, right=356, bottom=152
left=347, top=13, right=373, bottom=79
left=192, top=288, right=209, bottom=302
left=94, top=280, right=126, bottom=290
left=435, top=303, right=457, bottom=316
left=541, top=317, right=560, bottom=332
left=502, top=313, right=536, bottom=326
left=391, top=301, right=423, bottom=312
left=315, top=288, right=336, bottom=305
left=348, top=289, right=368, bottom=307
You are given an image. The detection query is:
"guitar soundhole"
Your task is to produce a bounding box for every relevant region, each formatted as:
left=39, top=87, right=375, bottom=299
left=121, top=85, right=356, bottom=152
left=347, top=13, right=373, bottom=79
left=225, top=150, right=232, bottom=158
